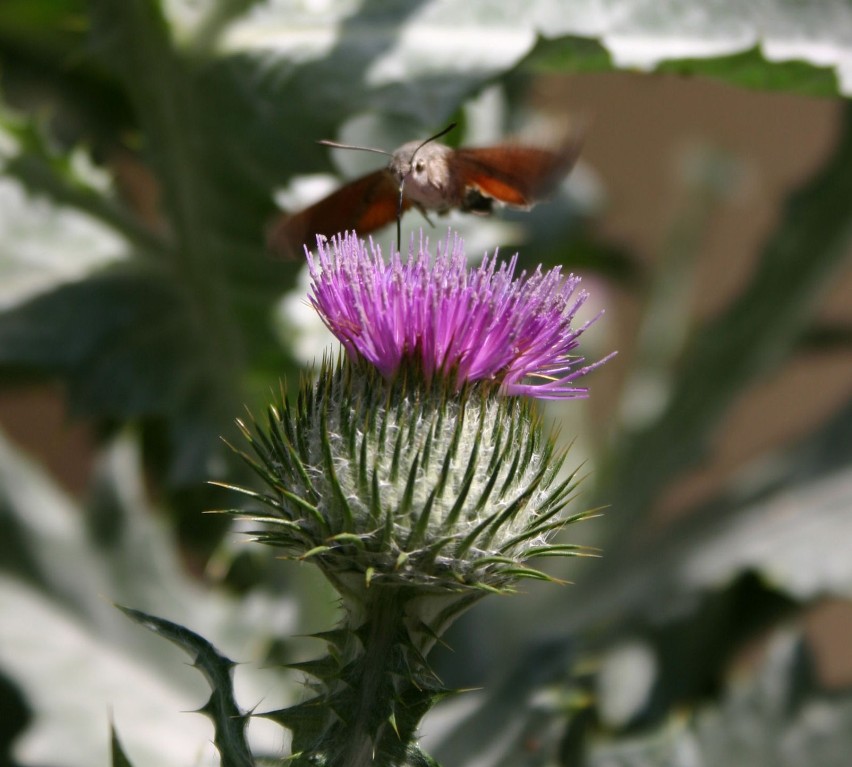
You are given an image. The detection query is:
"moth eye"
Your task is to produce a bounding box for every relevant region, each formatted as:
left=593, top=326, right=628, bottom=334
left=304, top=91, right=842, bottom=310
left=414, top=160, right=425, bottom=173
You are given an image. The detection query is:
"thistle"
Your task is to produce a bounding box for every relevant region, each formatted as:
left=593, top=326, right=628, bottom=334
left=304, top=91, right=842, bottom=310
left=216, top=231, right=611, bottom=767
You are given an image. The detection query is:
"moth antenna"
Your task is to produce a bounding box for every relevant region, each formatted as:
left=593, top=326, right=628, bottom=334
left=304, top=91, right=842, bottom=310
left=411, top=121, right=457, bottom=158
left=395, top=122, right=458, bottom=250
left=317, top=139, right=392, bottom=157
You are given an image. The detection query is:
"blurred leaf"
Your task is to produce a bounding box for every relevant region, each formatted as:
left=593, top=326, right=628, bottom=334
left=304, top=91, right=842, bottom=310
left=560, top=396, right=852, bottom=641
left=802, top=321, right=852, bottom=352
left=520, top=35, right=616, bottom=74
left=0, top=113, right=290, bottom=488
left=0, top=177, right=126, bottom=312
left=0, top=575, right=214, bottom=767
left=0, top=267, right=208, bottom=416
left=222, top=1, right=852, bottom=102
left=0, top=261, right=256, bottom=484
left=0, top=0, right=88, bottom=64
left=524, top=39, right=840, bottom=98
left=588, top=631, right=852, bottom=767
left=655, top=46, right=841, bottom=97
left=644, top=396, right=852, bottom=607
left=0, top=427, right=294, bottom=765
left=526, top=2, right=851, bottom=96
left=0, top=668, right=30, bottom=764
left=0, top=109, right=161, bottom=254
left=437, top=628, right=852, bottom=767
left=602, top=100, right=852, bottom=552
left=678, top=464, right=852, bottom=602
left=217, top=2, right=537, bottom=127
left=432, top=639, right=579, bottom=766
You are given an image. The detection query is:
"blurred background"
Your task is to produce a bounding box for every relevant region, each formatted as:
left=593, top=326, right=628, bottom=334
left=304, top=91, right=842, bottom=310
left=1, top=2, right=851, bottom=766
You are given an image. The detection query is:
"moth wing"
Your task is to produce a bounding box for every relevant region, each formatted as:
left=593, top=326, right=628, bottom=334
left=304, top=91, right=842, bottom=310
left=267, top=170, right=407, bottom=259
left=453, top=142, right=581, bottom=209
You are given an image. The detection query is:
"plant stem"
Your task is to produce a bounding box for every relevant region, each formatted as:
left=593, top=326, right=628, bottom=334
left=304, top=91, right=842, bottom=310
left=336, top=589, right=407, bottom=767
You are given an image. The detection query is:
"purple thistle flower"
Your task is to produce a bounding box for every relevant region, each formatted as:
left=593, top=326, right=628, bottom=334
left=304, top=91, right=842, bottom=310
left=307, top=230, right=611, bottom=399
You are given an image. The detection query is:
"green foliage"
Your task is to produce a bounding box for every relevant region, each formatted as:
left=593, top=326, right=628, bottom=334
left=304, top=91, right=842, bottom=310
left=110, top=725, right=135, bottom=767
left=263, top=595, right=449, bottom=767
left=1, top=0, right=297, bottom=494
left=602, top=100, right=852, bottom=553
left=118, top=607, right=254, bottom=767
left=523, top=39, right=841, bottom=98
left=655, top=47, right=841, bottom=98
left=585, top=632, right=852, bottom=767
left=1, top=1, right=852, bottom=766
left=0, top=429, right=294, bottom=764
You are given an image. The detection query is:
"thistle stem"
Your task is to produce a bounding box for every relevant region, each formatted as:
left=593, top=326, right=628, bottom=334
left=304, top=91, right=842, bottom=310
left=290, top=585, right=439, bottom=767
left=336, top=590, right=407, bottom=767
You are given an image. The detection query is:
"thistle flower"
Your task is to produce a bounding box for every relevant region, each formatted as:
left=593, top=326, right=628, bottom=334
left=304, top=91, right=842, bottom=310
left=232, top=231, right=608, bottom=596
left=219, top=230, right=611, bottom=767
left=307, top=230, right=610, bottom=399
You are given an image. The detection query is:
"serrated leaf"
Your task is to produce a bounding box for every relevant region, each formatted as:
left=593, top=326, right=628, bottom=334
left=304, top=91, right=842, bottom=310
left=0, top=576, right=214, bottom=767
left=655, top=46, right=841, bottom=97
left=286, top=655, right=341, bottom=681
left=118, top=606, right=255, bottom=767
left=110, top=723, right=136, bottom=767
left=261, top=697, right=335, bottom=751
left=222, top=0, right=852, bottom=128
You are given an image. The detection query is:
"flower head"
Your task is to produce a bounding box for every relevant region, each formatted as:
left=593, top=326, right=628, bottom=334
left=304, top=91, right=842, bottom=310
left=231, top=360, right=593, bottom=599
left=308, top=231, right=609, bottom=399
left=225, top=230, right=612, bottom=600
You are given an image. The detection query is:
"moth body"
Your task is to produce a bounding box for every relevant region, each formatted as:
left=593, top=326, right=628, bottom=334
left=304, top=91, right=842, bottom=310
left=267, top=125, right=582, bottom=259
left=389, top=141, right=456, bottom=210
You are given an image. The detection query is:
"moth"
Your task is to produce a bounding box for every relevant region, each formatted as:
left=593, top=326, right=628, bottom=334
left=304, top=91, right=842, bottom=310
left=267, top=123, right=582, bottom=258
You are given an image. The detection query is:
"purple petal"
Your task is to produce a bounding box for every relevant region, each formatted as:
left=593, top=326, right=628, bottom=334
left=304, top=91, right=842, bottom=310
left=306, top=230, right=611, bottom=400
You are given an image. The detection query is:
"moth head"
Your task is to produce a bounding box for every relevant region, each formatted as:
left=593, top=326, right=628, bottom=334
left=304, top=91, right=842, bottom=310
left=389, top=123, right=457, bottom=186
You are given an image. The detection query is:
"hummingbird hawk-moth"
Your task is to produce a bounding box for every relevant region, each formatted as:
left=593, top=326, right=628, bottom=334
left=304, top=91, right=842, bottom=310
left=267, top=123, right=582, bottom=258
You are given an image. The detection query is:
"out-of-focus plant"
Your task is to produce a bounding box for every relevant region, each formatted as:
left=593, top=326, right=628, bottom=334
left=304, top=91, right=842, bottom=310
left=1, top=1, right=851, bottom=766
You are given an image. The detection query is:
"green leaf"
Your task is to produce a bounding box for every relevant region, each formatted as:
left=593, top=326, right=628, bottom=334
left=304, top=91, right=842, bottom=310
left=0, top=576, right=215, bottom=767
left=652, top=397, right=852, bottom=603
left=0, top=428, right=295, bottom=766
left=522, top=38, right=841, bottom=98
left=0, top=110, right=161, bottom=256
left=110, top=723, right=136, bottom=767
left=520, top=34, right=616, bottom=74
left=587, top=631, right=852, bottom=767
left=1, top=1, right=301, bottom=486
left=602, top=100, right=852, bottom=552
left=433, top=639, right=578, bottom=766
left=222, top=1, right=852, bottom=110
left=656, top=46, right=841, bottom=98
left=119, top=605, right=255, bottom=767
left=0, top=0, right=89, bottom=65
left=0, top=266, right=205, bottom=416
